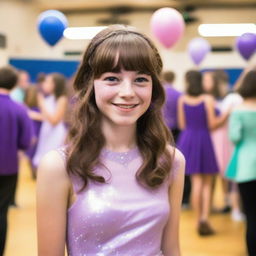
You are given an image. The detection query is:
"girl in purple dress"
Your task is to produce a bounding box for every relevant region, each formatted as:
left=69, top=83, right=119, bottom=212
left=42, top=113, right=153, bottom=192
left=37, top=25, right=185, bottom=256
left=177, top=70, right=229, bottom=236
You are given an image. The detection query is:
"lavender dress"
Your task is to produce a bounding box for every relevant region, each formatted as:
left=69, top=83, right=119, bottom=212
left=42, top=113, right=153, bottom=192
left=60, top=147, right=181, bottom=256
left=177, top=102, right=218, bottom=175
left=33, top=95, right=67, bottom=167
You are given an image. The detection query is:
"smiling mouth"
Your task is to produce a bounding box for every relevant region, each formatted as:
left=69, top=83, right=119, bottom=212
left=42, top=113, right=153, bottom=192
left=112, top=103, right=139, bottom=109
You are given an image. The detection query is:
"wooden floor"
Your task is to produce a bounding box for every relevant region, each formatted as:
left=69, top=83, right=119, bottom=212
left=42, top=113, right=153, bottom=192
left=5, top=158, right=246, bottom=256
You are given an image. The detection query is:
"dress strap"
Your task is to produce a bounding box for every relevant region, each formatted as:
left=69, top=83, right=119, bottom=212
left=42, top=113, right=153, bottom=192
left=169, top=150, right=181, bottom=184
left=56, top=146, right=67, bottom=162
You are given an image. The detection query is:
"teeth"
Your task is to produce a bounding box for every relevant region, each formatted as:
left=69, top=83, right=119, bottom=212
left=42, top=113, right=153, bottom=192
left=115, top=104, right=137, bottom=109
left=118, top=105, right=135, bottom=109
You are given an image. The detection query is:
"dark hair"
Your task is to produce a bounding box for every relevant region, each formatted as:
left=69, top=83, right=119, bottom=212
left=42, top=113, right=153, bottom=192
left=66, top=25, right=173, bottom=190
left=0, top=66, right=18, bottom=90
left=185, top=70, right=203, bottom=96
left=238, top=70, right=256, bottom=98
left=162, top=71, right=175, bottom=84
left=50, top=73, right=67, bottom=99
left=213, top=70, right=229, bottom=84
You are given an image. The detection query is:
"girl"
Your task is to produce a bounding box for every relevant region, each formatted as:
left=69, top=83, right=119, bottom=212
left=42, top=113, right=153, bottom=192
left=177, top=70, right=229, bottom=236
left=33, top=73, right=67, bottom=168
left=37, top=25, right=185, bottom=256
left=226, top=70, right=256, bottom=256
left=24, top=85, right=43, bottom=179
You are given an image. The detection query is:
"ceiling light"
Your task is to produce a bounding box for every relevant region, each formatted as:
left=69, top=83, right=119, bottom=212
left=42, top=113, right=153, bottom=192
left=198, top=23, right=256, bottom=37
left=63, top=26, right=107, bottom=40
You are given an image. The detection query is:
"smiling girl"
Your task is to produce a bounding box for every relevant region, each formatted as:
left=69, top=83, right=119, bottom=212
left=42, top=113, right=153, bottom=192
left=36, top=25, right=185, bottom=256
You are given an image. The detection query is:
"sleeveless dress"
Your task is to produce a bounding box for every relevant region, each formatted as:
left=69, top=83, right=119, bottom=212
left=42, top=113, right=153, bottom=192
left=33, top=95, right=67, bottom=167
left=59, top=147, right=181, bottom=256
left=211, top=94, right=243, bottom=174
left=225, top=110, right=256, bottom=183
left=177, top=102, right=218, bottom=175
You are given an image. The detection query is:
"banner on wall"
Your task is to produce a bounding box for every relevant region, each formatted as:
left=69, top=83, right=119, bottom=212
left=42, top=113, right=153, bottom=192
left=9, top=58, right=80, bottom=82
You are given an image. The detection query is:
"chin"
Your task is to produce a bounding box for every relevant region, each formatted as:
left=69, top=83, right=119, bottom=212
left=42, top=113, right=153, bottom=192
left=111, top=117, right=139, bottom=127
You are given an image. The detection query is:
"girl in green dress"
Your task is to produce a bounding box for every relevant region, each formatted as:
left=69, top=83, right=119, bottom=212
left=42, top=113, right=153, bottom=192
left=226, top=70, right=256, bottom=256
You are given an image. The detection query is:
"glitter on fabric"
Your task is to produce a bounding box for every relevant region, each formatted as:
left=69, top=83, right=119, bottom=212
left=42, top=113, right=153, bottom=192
left=56, top=147, right=181, bottom=256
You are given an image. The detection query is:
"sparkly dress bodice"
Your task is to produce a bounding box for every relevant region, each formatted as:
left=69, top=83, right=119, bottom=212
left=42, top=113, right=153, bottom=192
left=64, top=147, right=180, bottom=256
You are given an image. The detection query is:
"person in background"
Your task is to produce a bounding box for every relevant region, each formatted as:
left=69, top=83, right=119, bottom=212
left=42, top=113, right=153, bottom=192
left=161, top=71, right=190, bottom=208
left=225, top=70, right=256, bottom=256
left=10, top=70, right=30, bottom=103
left=202, top=71, right=222, bottom=100
left=9, top=70, right=31, bottom=205
left=36, top=25, right=185, bottom=256
left=212, top=70, right=244, bottom=221
left=24, top=85, right=43, bottom=179
left=32, top=73, right=68, bottom=169
left=177, top=70, right=229, bottom=236
left=203, top=70, right=244, bottom=221
left=63, top=75, right=76, bottom=129
left=0, top=66, right=32, bottom=256
left=162, top=71, right=182, bottom=141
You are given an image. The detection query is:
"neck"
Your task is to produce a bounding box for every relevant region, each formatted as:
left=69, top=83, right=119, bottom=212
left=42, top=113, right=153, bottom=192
left=102, top=122, right=137, bottom=152
left=0, top=88, right=10, bottom=95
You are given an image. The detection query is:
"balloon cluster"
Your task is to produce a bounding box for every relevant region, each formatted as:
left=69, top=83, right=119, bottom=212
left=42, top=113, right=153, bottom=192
left=37, top=10, right=68, bottom=46
left=37, top=8, right=256, bottom=64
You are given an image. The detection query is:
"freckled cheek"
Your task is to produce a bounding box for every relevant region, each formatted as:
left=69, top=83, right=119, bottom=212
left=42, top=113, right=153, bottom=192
left=94, top=85, right=117, bottom=107
left=136, top=88, right=152, bottom=106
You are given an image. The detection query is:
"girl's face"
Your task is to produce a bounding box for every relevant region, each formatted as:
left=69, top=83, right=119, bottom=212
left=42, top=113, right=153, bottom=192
left=41, top=75, right=54, bottom=95
left=202, top=72, right=214, bottom=93
left=94, top=69, right=152, bottom=127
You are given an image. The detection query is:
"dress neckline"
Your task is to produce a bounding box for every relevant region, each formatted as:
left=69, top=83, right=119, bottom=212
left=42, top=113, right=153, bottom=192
left=101, top=146, right=140, bottom=166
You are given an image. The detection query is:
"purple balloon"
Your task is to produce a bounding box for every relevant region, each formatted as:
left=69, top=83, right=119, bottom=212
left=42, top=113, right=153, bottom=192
left=236, top=33, right=256, bottom=60
left=188, top=38, right=211, bottom=65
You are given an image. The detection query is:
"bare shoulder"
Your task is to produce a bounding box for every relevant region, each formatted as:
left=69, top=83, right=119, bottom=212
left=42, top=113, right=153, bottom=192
left=57, top=95, right=68, bottom=104
left=166, top=145, right=185, bottom=186
left=166, top=145, right=186, bottom=171
left=202, top=94, right=214, bottom=103
left=37, top=150, right=70, bottom=188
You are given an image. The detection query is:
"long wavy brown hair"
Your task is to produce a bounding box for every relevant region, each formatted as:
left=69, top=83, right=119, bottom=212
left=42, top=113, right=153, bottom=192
left=66, top=25, right=174, bottom=190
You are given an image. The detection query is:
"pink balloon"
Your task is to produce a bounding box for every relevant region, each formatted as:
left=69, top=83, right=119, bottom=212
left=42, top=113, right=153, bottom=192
left=150, top=8, right=185, bottom=48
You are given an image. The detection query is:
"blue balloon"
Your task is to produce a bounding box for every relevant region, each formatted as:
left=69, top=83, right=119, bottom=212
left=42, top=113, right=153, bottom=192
left=37, top=10, right=68, bottom=46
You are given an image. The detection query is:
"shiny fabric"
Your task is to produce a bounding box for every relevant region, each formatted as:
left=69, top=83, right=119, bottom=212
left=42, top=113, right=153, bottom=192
left=66, top=147, right=179, bottom=256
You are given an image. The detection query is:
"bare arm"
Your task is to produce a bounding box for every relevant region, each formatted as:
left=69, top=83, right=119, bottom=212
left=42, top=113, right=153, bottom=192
left=37, top=150, right=71, bottom=256
left=205, top=96, right=230, bottom=130
left=38, top=95, right=68, bottom=126
left=162, top=149, right=185, bottom=256
left=233, top=64, right=256, bottom=91
left=177, top=96, right=186, bottom=130
left=28, top=109, right=44, bottom=121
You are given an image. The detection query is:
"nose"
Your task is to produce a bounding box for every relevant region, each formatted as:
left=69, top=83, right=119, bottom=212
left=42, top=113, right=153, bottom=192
left=119, top=79, right=135, bottom=98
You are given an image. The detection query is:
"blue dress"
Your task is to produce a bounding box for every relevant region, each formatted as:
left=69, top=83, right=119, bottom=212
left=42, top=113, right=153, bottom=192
left=177, top=102, right=219, bottom=175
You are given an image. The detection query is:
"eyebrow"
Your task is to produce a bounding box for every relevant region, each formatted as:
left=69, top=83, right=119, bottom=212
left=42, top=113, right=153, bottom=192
left=103, top=71, right=151, bottom=75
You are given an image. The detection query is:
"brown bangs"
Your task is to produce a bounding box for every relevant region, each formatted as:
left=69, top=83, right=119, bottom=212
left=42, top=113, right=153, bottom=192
left=92, top=33, right=159, bottom=78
